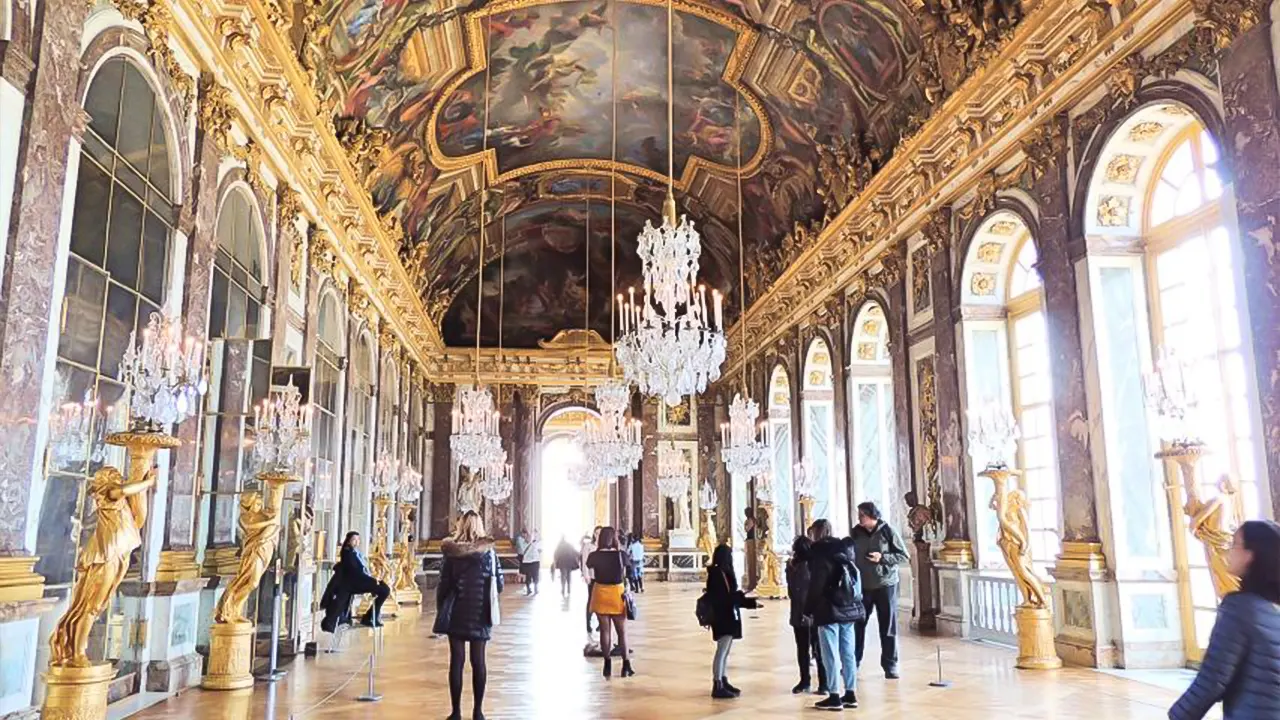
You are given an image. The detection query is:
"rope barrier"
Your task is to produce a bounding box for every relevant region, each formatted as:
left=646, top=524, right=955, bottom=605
left=287, top=650, right=372, bottom=719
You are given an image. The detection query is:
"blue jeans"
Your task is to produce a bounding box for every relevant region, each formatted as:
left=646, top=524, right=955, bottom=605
left=817, top=622, right=857, bottom=695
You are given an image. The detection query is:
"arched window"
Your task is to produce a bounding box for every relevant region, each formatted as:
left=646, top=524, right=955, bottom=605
left=42, top=55, right=177, bottom=663
left=802, top=338, right=845, bottom=529
left=210, top=186, right=266, bottom=339
left=312, top=293, right=345, bottom=546
left=1144, top=122, right=1258, bottom=653
left=849, top=302, right=895, bottom=519
left=959, top=212, right=1059, bottom=569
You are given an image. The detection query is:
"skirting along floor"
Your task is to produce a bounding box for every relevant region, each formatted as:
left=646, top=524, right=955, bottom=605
left=130, top=582, right=1201, bottom=719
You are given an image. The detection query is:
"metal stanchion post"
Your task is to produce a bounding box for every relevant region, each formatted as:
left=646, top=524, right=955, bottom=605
left=357, top=627, right=383, bottom=702
left=257, top=559, right=289, bottom=682
left=928, top=645, right=952, bottom=688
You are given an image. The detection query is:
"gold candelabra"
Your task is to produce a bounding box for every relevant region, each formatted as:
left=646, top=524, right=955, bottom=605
left=1157, top=442, right=1240, bottom=598
left=203, top=471, right=291, bottom=690
left=358, top=495, right=400, bottom=617
left=798, top=495, right=815, bottom=535
left=983, top=465, right=1061, bottom=670
left=753, top=502, right=787, bottom=599
left=395, top=501, right=423, bottom=606
left=697, top=507, right=717, bottom=560
left=43, top=431, right=180, bottom=720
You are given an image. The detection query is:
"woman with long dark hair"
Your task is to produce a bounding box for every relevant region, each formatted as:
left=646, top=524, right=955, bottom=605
left=434, top=511, right=504, bottom=720
left=586, top=526, right=635, bottom=678
left=1171, top=519, right=1280, bottom=719
left=705, top=543, right=761, bottom=699
left=786, top=535, right=825, bottom=693
left=319, top=531, right=391, bottom=631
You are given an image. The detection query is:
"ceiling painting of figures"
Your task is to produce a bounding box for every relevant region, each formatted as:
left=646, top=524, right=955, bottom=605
left=315, top=0, right=933, bottom=348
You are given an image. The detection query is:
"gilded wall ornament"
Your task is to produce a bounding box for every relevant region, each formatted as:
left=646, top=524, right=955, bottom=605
left=1192, top=0, right=1267, bottom=50
left=1097, top=195, right=1131, bottom=227
left=916, top=357, right=942, bottom=520
left=910, top=244, right=934, bottom=315
left=1104, top=154, right=1142, bottom=184
left=278, top=187, right=306, bottom=289
left=976, top=241, right=1004, bottom=263
left=1021, top=121, right=1066, bottom=182
left=970, top=272, right=997, bottom=296
left=308, top=227, right=338, bottom=280
left=1128, top=121, right=1166, bottom=143
left=197, top=75, right=236, bottom=155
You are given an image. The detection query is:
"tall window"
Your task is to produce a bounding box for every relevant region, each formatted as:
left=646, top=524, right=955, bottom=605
left=1006, top=238, right=1059, bottom=566
left=42, top=56, right=176, bottom=665
left=1145, top=125, right=1258, bottom=653
left=347, top=335, right=375, bottom=536
left=769, top=366, right=794, bottom=544
left=849, top=302, right=895, bottom=520
left=802, top=339, right=844, bottom=529
left=312, top=294, right=344, bottom=545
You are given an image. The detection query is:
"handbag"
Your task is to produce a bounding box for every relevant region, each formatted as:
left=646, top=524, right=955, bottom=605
left=488, top=550, right=502, bottom=627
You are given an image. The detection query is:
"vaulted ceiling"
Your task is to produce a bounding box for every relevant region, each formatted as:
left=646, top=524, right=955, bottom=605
left=316, top=0, right=932, bottom=348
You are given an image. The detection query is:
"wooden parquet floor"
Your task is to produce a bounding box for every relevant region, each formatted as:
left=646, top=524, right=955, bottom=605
left=131, top=582, right=1193, bottom=719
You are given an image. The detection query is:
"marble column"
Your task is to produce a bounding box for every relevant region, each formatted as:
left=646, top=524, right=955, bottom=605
left=492, top=392, right=514, bottom=542
left=929, top=245, right=970, bottom=547
left=1219, top=23, right=1280, bottom=516
left=429, top=395, right=454, bottom=539
left=0, top=0, right=91, bottom=561
left=641, top=397, right=660, bottom=539
left=512, top=388, right=537, bottom=538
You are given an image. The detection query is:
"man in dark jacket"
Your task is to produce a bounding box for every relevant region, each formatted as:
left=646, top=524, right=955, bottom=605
left=850, top=501, right=909, bottom=679
left=805, top=519, right=865, bottom=711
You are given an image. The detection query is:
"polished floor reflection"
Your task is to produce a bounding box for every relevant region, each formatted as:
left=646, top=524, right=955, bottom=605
left=131, top=582, right=1198, bottom=719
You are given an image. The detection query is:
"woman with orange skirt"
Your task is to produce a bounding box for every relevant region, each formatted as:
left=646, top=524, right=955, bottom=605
left=586, top=526, right=635, bottom=678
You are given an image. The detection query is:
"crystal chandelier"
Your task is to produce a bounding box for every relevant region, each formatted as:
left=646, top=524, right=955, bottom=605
left=754, top=471, right=775, bottom=504
left=699, top=479, right=718, bottom=511
left=793, top=456, right=818, bottom=499
left=1143, top=347, right=1200, bottom=446
left=720, top=393, right=770, bottom=477
left=450, top=385, right=506, bottom=471
left=252, top=383, right=311, bottom=475
left=479, top=460, right=513, bottom=504
left=48, top=379, right=104, bottom=468
left=656, top=442, right=691, bottom=499
left=579, top=381, right=642, bottom=480
left=965, top=401, right=1021, bottom=470
left=615, top=0, right=725, bottom=407
left=372, top=451, right=401, bottom=496
left=119, top=312, right=208, bottom=431
left=398, top=463, right=423, bottom=503
left=567, top=460, right=604, bottom=492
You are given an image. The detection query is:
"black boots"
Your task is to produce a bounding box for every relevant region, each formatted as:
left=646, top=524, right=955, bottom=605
left=815, top=694, right=843, bottom=711
left=359, top=610, right=383, bottom=628
left=603, top=657, right=612, bottom=678
left=792, top=680, right=812, bottom=694
left=711, top=680, right=735, bottom=699
left=721, top=677, right=741, bottom=697
left=621, top=660, right=636, bottom=677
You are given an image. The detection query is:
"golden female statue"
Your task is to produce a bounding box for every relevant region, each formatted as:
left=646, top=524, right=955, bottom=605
left=1183, top=473, right=1241, bottom=598
left=213, top=492, right=282, bottom=624
left=988, top=469, right=1048, bottom=609
left=50, top=467, right=155, bottom=667
left=697, top=508, right=716, bottom=559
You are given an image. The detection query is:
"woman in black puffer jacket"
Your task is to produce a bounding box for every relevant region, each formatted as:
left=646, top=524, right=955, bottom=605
left=434, top=511, right=504, bottom=720
left=705, top=543, right=760, bottom=699
left=1171, top=519, right=1280, bottom=720
left=320, top=531, right=390, bottom=631
left=786, top=535, right=825, bottom=694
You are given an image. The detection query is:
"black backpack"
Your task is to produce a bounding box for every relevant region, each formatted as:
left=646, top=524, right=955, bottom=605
left=826, top=555, right=862, bottom=608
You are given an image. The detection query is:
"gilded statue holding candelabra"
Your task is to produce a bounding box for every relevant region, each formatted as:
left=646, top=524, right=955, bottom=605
left=1147, top=349, right=1241, bottom=599
left=358, top=495, right=400, bottom=616
left=212, top=490, right=283, bottom=624
left=1159, top=443, right=1241, bottom=598
left=753, top=480, right=787, bottom=599
left=968, top=404, right=1061, bottom=670
left=395, top=501, right=423, bottom=606
left=43, top=313, right=204, bottom=720
left=697, top=480, right=718, bottom=563
left=50, top=466, right=156, bottom=668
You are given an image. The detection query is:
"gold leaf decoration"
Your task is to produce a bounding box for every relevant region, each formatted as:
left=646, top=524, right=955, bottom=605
left=1097, top=195, right=1131, bottom=227
left=1105, top=154, right=1142, bottom=184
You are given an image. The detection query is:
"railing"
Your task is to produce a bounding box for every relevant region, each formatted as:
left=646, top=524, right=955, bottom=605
left=968, top=574, right=1020, bottom=645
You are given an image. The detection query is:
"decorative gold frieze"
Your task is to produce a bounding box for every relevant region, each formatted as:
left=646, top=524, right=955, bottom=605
left=1128, top=121, right=1166, bottom=143
left=1097, top=195, right=1131, bottom=227
left=1105, top=154, right=1142, bottom=184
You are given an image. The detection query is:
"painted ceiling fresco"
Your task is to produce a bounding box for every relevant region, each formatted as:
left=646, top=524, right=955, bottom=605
left=317, top=0, right=930, bottom=348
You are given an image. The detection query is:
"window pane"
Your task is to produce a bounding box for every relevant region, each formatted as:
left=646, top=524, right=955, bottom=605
left=141, top=211, right=168, bottom=304
left=1200, top=130, right=1219, bottom=165
left=100, top=283, right=137, bottom=379
left=1204, top=168, right=1223, bottom=201
left=58, top=259, right=107, bottom=367
left=209, top=270, right=228, bottom=338
left=1162, top=141, right=1193, bottom=184
left=226, top=285, right=247, bottom=338
left=84, top=59, right=125, bottom=147
left=116, top=64, right=155, bottom=176
left=1151, top=182, right=1177, bottom=226
left=147, top=103, right=171, bottom=197
left=1175, top=180, right=1202, bottom=215
left=70, top=158, right=111, bottom=266
left=105, top=186, right=143, bottom=290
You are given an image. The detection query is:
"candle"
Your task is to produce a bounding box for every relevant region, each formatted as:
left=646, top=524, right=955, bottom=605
left=713, top=290, right=723, bottom=328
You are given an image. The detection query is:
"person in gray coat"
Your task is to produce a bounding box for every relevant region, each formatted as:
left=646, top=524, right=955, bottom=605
left=849, top=501, right=909, bottom=679
left=1171, top=519, right=1280, bottom=720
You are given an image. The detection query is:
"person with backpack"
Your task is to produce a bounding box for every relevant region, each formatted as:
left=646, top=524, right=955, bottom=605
left=702, top=543, right=761, bottom=699
left=850, top=501, right=909, bottom=679
left=805, top=518, right=866, bottom=711
left=786, top=535, right=826, bottom=694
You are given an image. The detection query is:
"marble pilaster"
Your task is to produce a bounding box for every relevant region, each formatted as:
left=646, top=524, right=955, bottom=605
left=512, top=388, right=536, bottom=538
left=641, top=397, right=660, bottom=539
left=429, top=398, right=454, bottom=539
left=929, top=246, right=970, bottom=545
left=0, top=0, right=91, bottom=555
left=1218, top=22, right=1280, bottom=515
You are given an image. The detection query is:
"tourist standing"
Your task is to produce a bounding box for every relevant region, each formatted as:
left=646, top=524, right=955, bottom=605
left=1170, top=519, right=1280, bottom=720
left=705, top=543, right=760, bottom=699
left=553, top=536, right=579, bottom=597
left=520, top=530, right=542, bottom=595
left=806, top=519, right=865, bottom=711
left=850, top=501, right=909, bottom=679
left=786, top=535, right=826, bottom=694
left=628, top=534, right=646, bottom=593
left=743, top=508, right=758, bottom=590
left=320, top=531, right=390, bottom=631
left=587, top=527, right=635, bottom=678
left=433, top=511, right=504, bottom=720
left=581, top=527, right=600, bottom=635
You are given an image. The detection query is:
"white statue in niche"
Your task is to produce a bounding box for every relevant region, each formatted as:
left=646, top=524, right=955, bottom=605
left=457, top=468, right=482, bottom=516
left=674, top=485, right=691, bottom=531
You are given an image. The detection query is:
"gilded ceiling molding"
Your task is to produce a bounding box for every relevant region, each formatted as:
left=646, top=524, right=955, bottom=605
left=279, top=186, right=306, bottom=289
left=113, top=0, right=194, bottom=105
left=349, top=284, right=379, bottom=329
